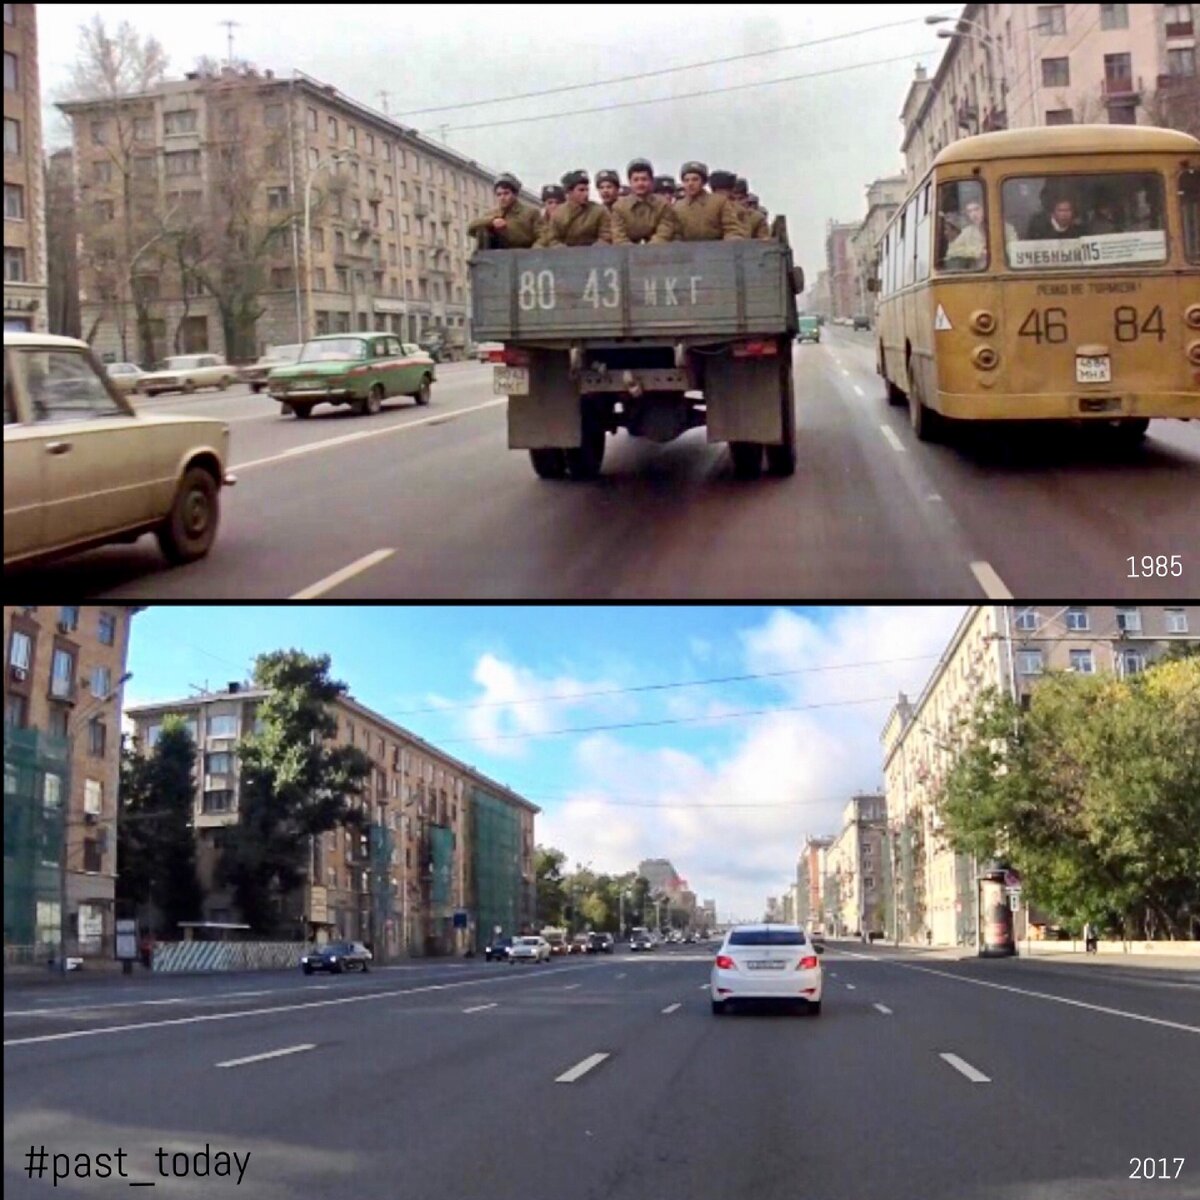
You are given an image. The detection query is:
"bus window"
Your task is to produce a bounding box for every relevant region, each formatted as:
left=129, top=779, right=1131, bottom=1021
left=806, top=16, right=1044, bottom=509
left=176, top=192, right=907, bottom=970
left=1002, top=172, right=1167, bottom=268
left=1180, top=168, right=1200, bottom=263
left=936, top=179, right=989, bottom=272
left=915, top=182, right=932, bottom=281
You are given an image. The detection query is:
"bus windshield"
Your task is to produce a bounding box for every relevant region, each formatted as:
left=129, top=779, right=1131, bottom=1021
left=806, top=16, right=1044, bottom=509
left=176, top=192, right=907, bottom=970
left=1002, top=172, right=1166, bottom=270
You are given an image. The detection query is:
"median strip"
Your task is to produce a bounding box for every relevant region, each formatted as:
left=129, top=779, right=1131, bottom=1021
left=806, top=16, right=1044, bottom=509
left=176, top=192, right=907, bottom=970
left=555, top=1052, right=610, bottom=1084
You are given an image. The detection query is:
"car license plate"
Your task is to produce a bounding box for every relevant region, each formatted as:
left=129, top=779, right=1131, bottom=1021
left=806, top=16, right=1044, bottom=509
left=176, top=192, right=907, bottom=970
left=747, top=960, right=786, bottom=970
left=1075, top=355, right=1111, bottom=384
left=494, top=366, right=529, bottom=396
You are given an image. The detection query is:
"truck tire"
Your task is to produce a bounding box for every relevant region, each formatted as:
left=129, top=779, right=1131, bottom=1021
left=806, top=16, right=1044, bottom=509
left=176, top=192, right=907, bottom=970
left=766, top=362, right=797, bottom=477
left=565, top=410, right=606, bottom=480
left=529, top=448, right=568, bottom=479
left=730, top=442, right=764, bottom=480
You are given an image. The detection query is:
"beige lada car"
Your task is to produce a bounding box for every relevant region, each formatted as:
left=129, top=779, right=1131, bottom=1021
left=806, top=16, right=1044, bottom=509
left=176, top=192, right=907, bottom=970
left=4, top=333, right=236, bottom=569
left=139, top=352, right=235, bottom=397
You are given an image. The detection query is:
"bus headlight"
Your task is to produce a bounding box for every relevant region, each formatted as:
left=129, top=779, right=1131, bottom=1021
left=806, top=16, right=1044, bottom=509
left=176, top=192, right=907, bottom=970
left=972, top=345, right=999, bottom=371
left=1187, top=340, right=1200, bottom=367
left=970, top=310, right=997, bottom=335
left=1186, top=305, right=1200, bottom=331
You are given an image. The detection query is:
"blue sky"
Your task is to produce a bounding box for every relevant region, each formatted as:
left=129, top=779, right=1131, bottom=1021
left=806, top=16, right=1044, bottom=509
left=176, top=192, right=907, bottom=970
left=125, top=606, right=965, bottom=920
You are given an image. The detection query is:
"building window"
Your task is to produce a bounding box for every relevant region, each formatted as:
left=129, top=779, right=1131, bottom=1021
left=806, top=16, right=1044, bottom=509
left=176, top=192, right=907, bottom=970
left=5, top=115, right=21, bottom=152
left=88, top=717, right=107, bottom=756
left=9, top=627, right=32, bottom=673
left=1017, top=649, right=1044, bottom=675
left=50, top=648, right=75, bottom=699
left=133, top=116, right=153, bottom=141
left=327, top=116, right=338, bottom=141
left=1065, top=607, right=1090, bottom=631
left=93, top=199, right=115, bottom=222
left=207, top=714, right=237, bottom=738
left=163, top=109, right=198, bottom=136
left=207, top=751, right=233, bottom=774
left=3, top=6, right=13, bottom=25
left=1116, top=607, right=1142, bottom=634
left=335, top=267, right=348, bottom=292
left=1167, top=48, right=1196, bottom=76
left=264, top=102, right=286, bottom=128
left=4, top=245, right=26, bottom=282
left=1165, top=4, right=1195, bottom=37
left=307, top=106, right=318, bottom=132
left=203, top=789, right=235, bottom=813
left=267, top=186, right=290, bottom=210
left=1104, top=52, right=1133, bottom=91
left=366, top=133, right=375, bottom=156
left=348, top=125, right=358, bottom=148
left=1015, top=607, right=1038, bottom=632
left=1068, top=649, right=1095, bottom=673
left=314, top=267, right=327, bottom=290
left=91, top=665, right=112, bottom=696
left=1037, top=5, right=1066, bottom=34
left=1041, top=57, right=1070, bottom=87
left=1165, top=609, right=1189, bottom=634
left=307, top=146, right=320, bottom=170
left=165, top=150, right=200, bottom=176
left=1, top=51, right=18, bottom=91
left=1100, top=3, right=1129, bottom=29
left=84, top=778, right=103, bottom=816
left=83, top=839, right=103, bottom=873
left=98, top=612, right=117, bottom=645
left=1120, top=650, right=1145, bottom=675
left=49, top=707, right=68, bottom=738
left=270, top=267, right=293, bottom=289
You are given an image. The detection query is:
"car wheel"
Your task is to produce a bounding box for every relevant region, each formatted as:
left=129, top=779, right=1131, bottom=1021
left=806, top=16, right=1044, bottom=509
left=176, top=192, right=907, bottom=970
left=362, top=961, right=370, bottom=972
left=156, top=466, right=220, bottom=564
left=303, top=964, right=313, bottom=975
left=332, top=962, right=344, bottom=974
left=729, top=441, right=764, bottom=480
left=290, top=403, right=313, bottom=419
left=182, top=380, right=196, bottom=395
left=809, top=1000, right=822, bottom=1016
left=711, top=999, right=728, bottom=1015
left=414, top=376, right=432, bottom=406
left=357, top=383, right=384, bottom=416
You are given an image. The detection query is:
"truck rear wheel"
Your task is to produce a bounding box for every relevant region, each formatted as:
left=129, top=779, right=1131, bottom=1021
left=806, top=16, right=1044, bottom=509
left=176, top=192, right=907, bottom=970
left=765, top=363, right=797, bottom=477
left=529, top=448, right=568, bottom=479
left=565, top=411, right=606, bottom=480
left=730, top=442, right=764, bottom=480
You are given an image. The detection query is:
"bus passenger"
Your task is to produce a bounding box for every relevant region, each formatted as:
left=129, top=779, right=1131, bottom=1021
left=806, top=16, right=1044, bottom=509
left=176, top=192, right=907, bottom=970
left=944, top=198, right=989, bottom=269
left=1027, top=195, right=1085, bottom=239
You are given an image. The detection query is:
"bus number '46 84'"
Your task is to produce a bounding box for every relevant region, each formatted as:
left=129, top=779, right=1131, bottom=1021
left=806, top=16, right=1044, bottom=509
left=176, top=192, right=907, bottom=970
left=1017, top=305, right=1166, bottom=344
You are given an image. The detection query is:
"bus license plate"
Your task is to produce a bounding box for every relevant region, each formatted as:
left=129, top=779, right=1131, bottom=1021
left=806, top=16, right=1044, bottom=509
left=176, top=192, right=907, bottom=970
left=494, top=366, right=529, bottom=396
left=1075, top=356, right=1111, bottom=384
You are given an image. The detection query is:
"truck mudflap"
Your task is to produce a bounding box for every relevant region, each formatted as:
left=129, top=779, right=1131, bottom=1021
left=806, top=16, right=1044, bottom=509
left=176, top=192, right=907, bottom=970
left=703, top=353, right=787, bottom=445
left=506, top=349, right=582, bottom=449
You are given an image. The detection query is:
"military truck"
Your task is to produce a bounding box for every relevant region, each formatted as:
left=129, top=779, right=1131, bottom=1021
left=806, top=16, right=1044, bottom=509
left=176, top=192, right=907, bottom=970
left=469, top=222, right=803, bottom=481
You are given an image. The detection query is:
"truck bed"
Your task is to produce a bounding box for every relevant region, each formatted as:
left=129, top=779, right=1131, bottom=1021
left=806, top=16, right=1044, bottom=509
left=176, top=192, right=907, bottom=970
left=470, top=240, right=795, bottom=343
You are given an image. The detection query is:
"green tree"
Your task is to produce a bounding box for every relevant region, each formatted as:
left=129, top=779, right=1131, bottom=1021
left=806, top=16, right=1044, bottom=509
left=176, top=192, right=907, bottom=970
left=218, top=651, right=372, bottom=935
left=535, top=846, right=567, bottom=927
left=940, top=659, right=1200, bottom=939
left=117, top=715, right=203, bottom=937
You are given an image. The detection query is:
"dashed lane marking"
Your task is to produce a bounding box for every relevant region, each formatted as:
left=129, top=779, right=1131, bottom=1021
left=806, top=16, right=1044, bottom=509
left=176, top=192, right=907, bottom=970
left=217, top=1044, right=316, bottom=1068
left=940, top=1053, right=991, bottom=1083
left=555, top=1052, right=610, bottom=1083
left=970, top=561, right=1014, bottom=599
left=291, top=549, right=395, bottom=599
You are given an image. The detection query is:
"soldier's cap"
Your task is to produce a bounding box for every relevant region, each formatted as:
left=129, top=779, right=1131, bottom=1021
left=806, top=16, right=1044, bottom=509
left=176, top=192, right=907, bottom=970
left=733, top=177, right=750, bottom=196
left=679, top=160, right=709, bottom=181
left=709, top=170, right=737, bottom=191
left=595, top=169, right=620, bottom=187
left=747, top=193, right=761, bottom=205
left=493, top=172, right=522, bottom=193
left=541, top=184, right=566, bottom=202
left=653, top=174, right=676, bottom=193
left=626, top=157, right=655, bottom=179
left=561, top=169, right=590, bottom=190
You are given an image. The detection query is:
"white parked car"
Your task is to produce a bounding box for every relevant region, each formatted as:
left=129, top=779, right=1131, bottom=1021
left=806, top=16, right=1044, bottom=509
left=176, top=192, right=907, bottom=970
left=509, top=936, right=551, bottom=964
left=104, top=361, right=147, bottom=396
left=140, top=354, right=235, bottom=397
left=4, top=333, right=236, bottom=569
left=710, top=924, right=824, bottom=1016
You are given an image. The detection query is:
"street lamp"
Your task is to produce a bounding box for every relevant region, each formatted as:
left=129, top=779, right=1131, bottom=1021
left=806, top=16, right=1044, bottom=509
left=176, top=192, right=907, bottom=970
left=304, top=154, right=348, bottom=341
left=58, top=672, right=132, bottom=973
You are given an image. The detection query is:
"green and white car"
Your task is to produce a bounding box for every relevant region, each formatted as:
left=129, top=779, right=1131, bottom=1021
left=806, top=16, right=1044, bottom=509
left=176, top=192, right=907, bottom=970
left=267, top=333, right=436, bottom=419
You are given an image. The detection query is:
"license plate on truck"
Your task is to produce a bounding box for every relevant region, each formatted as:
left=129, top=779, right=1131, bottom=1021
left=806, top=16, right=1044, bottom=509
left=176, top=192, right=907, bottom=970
left=494, top=366, right=529, bottom=396
left=1075, top=355, right=1111, bottom=384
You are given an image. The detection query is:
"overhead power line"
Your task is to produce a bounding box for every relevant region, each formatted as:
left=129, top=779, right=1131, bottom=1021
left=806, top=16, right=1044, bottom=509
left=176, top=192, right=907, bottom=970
left=397, top=16, right=932, bottom=116
left=421, top=49, right=940, bottom=136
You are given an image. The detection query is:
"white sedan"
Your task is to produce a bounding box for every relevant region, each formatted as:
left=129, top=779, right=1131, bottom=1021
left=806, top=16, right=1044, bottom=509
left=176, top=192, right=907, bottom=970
left=140, top=354, right=235, bottom=397
left=710, top=924, right=824, bottom=1016
left=509, top=936, right=551, bottom=964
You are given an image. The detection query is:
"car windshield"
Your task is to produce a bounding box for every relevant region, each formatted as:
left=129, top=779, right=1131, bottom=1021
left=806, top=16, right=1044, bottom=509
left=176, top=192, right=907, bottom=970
left=108, top=364, right=138, bottom=374
left=519, top=938, right=541, bottom=946
left=728, top=929, right=807, bottom=946
left=325, top=943, right=353, bottom=954
left=22, top=349, right=130, bottom=423
left=299, top=338, right=367, bottom=363
left=162, top=357, right=204, bottom=370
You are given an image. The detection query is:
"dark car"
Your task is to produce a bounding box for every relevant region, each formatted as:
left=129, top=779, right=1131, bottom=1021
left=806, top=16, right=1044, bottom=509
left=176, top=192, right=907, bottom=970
left=587, top=932, right=615, bottom=954
left=485, top=936, right=514, bottom=962
left=301, top=940, right=372, bottom=975
left=852, top=314, right=871, bottom=331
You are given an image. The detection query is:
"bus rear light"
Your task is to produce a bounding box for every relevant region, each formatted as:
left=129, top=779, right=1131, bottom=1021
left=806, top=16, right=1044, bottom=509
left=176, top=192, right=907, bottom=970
left=1187, top=341, right=1200, bottom=367
left=972, top=346, right=999, bottom=371
left=970, top=310, right=996, bottom=335
left=1185, top=304, right=1200, bottom=331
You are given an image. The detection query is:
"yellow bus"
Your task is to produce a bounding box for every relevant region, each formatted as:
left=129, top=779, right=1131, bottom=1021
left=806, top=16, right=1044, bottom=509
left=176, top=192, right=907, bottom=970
left=874, top=125, right=1200, bottom=443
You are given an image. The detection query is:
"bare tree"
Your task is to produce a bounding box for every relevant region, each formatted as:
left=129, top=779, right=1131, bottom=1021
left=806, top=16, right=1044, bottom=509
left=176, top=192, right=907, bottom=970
left=44, top=150, right=80, bottom=338
left=1143, top=75, right=1200, bottom=139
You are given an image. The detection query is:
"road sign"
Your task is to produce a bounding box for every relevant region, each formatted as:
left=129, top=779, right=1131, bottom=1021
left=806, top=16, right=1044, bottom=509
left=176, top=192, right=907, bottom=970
left=1009, top=894, right=1021, bottom=911
left=453, top=910, right=468, bottom=929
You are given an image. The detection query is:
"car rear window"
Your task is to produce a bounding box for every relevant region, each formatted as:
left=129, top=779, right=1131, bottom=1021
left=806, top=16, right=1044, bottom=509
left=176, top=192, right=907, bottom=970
left=728, top=930, right=807, bottom=946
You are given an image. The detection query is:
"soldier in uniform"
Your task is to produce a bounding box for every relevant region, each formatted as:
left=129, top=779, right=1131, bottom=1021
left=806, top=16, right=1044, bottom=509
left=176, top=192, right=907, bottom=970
left=733, top=177, right=772, bottom=240
left=611, top=157, right=677, bottom=245
left=543, top=169, right=613, bottom=247
left=654, top=175, right=678, bottom=205
left=596, top=169, right=621, bottom=211
left=750, top=194, right=771, bottom=226
left=467, top=173, right=542, bottom=249
left=673, top=161, right=744, bottom=241
left=538, top=184, right=565, bottom=245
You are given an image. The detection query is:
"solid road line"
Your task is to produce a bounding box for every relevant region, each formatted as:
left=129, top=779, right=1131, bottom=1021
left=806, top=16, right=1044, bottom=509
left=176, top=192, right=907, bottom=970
left=217, top=1044, right=317, bottom=1068
left=291, top=549, right=395, bottom=599
left=940, top=1053, right=991, bottom=1083
left=970, top=561, right=1014, bottom=599
left=555, top=1052, right=610, bottom=1083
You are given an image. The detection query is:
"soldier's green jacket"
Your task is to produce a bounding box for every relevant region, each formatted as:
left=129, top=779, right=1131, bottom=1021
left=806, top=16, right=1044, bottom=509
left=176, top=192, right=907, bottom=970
left=672, top=192, right=745, bottom=241
left=467, top=199, right=543, bottom=249
left=610, top=194, right=678, bottom=244
left=544, top=200, right=613, bottom=247
left=741, top=207, right=772, bottom=241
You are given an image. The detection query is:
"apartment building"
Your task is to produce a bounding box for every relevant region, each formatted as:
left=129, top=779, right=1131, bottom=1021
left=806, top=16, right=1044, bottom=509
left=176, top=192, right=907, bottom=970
left=57, top=65, right=538, bottom=365
left=902, top=3, right=1199, bottom=188
left=4, top=606, right=139, bottom=963
left=794, top=835, right=833, bottom=933
left=125, top=684, right=537, bottom=959
left=848, top=174, right=907, bottom=324
left=881, top=604, right=1197, bottom=947
left=821, top=795, right=888, bottom=940
left=3, top=3, right=46, bottom=331
left=824, top=220, right=859, bottom=321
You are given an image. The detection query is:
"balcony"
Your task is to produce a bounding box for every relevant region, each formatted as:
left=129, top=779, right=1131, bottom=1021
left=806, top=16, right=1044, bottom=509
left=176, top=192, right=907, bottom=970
left=366, top=187, right=383, bottom=204
left=1165, top=19, right=1194, bottom=38
left=412, top=203, right=429, bottom=217
left=1101, top=72, right=1140, bottom=100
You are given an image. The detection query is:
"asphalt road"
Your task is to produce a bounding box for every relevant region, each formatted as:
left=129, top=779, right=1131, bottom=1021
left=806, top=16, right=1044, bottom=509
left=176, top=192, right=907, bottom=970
left=10, top=327, right=1199, bottom=599
left=5, top=944, right=1199, bottom=1200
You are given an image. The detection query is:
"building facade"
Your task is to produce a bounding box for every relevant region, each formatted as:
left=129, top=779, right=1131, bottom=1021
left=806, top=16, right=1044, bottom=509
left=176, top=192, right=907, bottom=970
left=3, top=3, right=47, bottom=331
left=125, top=683, right=537, bottom=959
left=4, top=605, right=139, bottom=963
left=902, top=3, right=1199, bottom=188
left=57, top=65, right=538, bottom=366
left=824, top=220, right=859, bottom=321
left=849, top=174, right=907, bottom=325
left=822, top=795, right=888, bottom=939
left=881, top=604, right=1197, bottom=947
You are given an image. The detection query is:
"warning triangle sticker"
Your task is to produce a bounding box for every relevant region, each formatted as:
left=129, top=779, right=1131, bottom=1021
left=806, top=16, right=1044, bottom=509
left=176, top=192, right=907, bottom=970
left=934, top=305, right=953, bottom=331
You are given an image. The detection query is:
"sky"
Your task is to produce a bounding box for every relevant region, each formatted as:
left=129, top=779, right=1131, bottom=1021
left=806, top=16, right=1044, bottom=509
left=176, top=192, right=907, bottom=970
left=123, top=605, right=967, bottom=922
left=35, top=3, right=953, bottom=283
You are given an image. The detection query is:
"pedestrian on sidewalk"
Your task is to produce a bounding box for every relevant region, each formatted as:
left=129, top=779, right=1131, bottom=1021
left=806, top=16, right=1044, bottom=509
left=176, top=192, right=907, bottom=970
left=1083, top=921, right=1098, bottom=954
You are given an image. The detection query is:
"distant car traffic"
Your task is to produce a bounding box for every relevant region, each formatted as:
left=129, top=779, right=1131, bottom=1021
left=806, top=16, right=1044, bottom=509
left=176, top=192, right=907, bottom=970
left=140, top=354, right=235, bottom=397
left=796, top=316, right=820, bottom=344
left=4, top=333, right=236, bottom=570
left=485, top=935, right=514, bottom=962
left=268, top=332, right=435, bottom=418
left=301, top=940, right=372, bottom=975
left=852, top=314, right=871, bottom=331
left=242, top=344, right=303, bottom=393
left=587, top=932, right=614, bottom=954
left=104, top=361, right=147, bottom=396
left=569, top=934, right=590, bottom=955
left=509, top=936, right=551, bottom=963
left=710, top=924, right=823, bottom=1016
left=629, top=932, right=654, bottom=952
